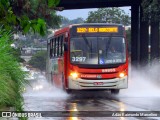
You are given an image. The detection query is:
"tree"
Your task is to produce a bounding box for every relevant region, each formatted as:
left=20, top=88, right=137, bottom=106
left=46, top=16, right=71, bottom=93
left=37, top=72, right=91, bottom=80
left=28, top=51, right=47, bottom=71
left=86, top=8, right=131, bottom=26
left=141, top=0, right=160, bottom=62
left=141, top=0, right=160, bottom=22
left=9, top=48, right=25, bottom=62
left=61, top=17, right=84, bottom=27
left=0, top=0, right=61, bottom=35
left=0, top=0, right=59, bottom=114
left=70, top=17, right=84, bottom=24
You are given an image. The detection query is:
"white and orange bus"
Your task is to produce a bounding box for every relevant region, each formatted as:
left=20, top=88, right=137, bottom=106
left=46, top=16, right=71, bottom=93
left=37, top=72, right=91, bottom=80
left=46, top=23, right=128, bottom=94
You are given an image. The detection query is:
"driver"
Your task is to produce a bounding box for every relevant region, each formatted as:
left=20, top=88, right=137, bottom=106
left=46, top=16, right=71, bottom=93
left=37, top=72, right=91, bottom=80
left=108, top=45, right=116, bottom=53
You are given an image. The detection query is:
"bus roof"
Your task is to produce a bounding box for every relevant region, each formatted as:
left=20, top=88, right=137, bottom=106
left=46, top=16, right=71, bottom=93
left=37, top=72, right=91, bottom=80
left=70, top=23, right=123, bottom=27
left=47, top=33, right=54, bottom=39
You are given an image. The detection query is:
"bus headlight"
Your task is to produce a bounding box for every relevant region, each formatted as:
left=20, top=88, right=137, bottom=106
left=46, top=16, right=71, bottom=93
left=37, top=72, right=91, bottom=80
left=70, top=72, right=79, bottom=79
left=119, top=72, right=125, bottom=78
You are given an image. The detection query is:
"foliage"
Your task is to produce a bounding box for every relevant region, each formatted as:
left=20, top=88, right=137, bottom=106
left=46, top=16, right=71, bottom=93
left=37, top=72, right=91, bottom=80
left=18, top=32, right=47, bottom=48
left=0, top=0, right=60, bottom=118
left=9, top=48, right=25, bottom=62
left=18, top=16, right=84, bottom=48
left=141, top=0, right=160, bottom=22
left=61, top=17, right=84, bottom=27
left=86, top=8, right=131, bottom=25
left=0, top=0, right=61, bottom=35
left=0, top=29, right=27, bottom=116
left=28, top=51, right=47, bottom=71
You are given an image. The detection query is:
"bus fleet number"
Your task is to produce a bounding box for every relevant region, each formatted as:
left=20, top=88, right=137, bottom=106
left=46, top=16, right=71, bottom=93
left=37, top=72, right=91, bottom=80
left=72, top=57, right=86, bottom=62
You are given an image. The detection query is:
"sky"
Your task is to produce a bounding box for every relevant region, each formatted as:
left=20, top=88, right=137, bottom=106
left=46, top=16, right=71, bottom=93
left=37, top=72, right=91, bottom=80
left=57, top=7, right=131, bottom=20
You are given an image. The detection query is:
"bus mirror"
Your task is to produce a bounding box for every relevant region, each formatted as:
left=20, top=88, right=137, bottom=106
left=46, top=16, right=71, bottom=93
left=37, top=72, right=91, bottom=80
left=64, top=42, right=68, bottom=51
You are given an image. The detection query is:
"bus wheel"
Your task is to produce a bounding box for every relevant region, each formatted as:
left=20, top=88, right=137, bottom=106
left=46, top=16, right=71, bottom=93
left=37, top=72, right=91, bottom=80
left=62, top=75, right=69, bottom=93
left=111, top=89, right=120, bottom=94
left=62, top=75, right=65, bottom=90
left=66, top=89, right=72, bottom=94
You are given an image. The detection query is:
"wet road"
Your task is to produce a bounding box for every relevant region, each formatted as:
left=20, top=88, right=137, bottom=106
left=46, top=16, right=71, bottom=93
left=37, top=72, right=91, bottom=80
left=23, top=78, right=160, bottom=120
left=22, top=65, right=160, bottom=120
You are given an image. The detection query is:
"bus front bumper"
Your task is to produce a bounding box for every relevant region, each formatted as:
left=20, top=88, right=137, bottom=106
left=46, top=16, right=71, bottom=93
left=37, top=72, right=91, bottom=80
left=68, top=76, right=128, bottom=90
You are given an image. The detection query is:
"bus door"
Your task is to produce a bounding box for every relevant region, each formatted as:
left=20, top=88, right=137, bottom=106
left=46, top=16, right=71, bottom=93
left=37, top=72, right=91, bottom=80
left=52, top=58, right=62, bottom=88
left=52, top=35, right=65, bottom=88
left=58, top=57, right=64, bottom=88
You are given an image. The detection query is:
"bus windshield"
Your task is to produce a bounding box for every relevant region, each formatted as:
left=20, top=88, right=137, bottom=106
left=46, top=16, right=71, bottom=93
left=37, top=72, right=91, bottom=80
left=70, top=36, right=126, bottom=65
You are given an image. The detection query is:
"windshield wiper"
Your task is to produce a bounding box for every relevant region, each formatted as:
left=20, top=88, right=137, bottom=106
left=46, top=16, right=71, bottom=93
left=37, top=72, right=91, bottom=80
left=82, top=35, right=92, bottom=51
left=105, top=34, right=112, bottom=58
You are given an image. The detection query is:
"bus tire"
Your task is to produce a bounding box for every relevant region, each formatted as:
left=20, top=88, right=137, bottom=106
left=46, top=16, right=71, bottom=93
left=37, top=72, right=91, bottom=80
left=62, top=74, right=65, bottom=90
left=66, top=89, right=72, bottom=94
left=62, top=74, right=71, bottom=94
left=111, top=89, right=120, bottom=94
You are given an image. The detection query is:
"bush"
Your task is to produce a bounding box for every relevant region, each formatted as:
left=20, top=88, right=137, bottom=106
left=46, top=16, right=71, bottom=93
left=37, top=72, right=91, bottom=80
left=9, top=47, right=25, bottom=62
left=28, top=51, right=47, bottom=71
left=0, top=29, right=27, bottom=116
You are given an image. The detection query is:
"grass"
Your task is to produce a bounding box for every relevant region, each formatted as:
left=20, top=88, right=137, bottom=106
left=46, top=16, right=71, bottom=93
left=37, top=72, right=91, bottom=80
left=0, top=29, right=27, bottom=120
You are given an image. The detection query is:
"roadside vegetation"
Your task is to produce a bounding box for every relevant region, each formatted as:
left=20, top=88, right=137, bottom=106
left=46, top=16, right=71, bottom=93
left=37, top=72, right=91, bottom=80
left=28, top=51, right=47, bottom=71
left=0, top=29, right=26, bottom=113
left=0, top=0, right=60, bottom=119
left=86, top=7, right=131, bottom=25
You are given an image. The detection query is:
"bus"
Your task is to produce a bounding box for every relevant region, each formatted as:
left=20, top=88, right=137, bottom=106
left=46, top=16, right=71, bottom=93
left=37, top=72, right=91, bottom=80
left=46, top=23, right=128, bottom=94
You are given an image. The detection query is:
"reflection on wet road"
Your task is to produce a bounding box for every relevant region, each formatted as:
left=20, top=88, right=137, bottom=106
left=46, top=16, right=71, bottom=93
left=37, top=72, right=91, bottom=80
left=23, top=78, right=160, bottom=120
left=23, top=64, right=160, bottom=120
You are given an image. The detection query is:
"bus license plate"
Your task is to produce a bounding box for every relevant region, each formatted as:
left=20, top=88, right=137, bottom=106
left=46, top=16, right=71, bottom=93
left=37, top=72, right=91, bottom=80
left=94, top=82, right=103, bottom=86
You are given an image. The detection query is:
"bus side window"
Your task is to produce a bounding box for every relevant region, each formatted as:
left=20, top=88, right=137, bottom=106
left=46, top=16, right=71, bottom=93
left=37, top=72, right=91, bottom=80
left=59, top=36, right=61, bottom=56
left=60, top=35, right=64, bottom=56
left=57, top=38, right=59, bottom=57
left=57, top=37, right=60, bottom=56
left=54, top=38, right=57, bottom=57
left=50, top=39, right=53, bottom=58
left=57, top=37, right=59, bottom=57
left=52, top=38, right=55, bottom=57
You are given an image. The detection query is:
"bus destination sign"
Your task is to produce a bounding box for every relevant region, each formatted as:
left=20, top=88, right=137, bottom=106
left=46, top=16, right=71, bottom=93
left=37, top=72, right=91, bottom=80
left=77, top=27, right=118, bottom=33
